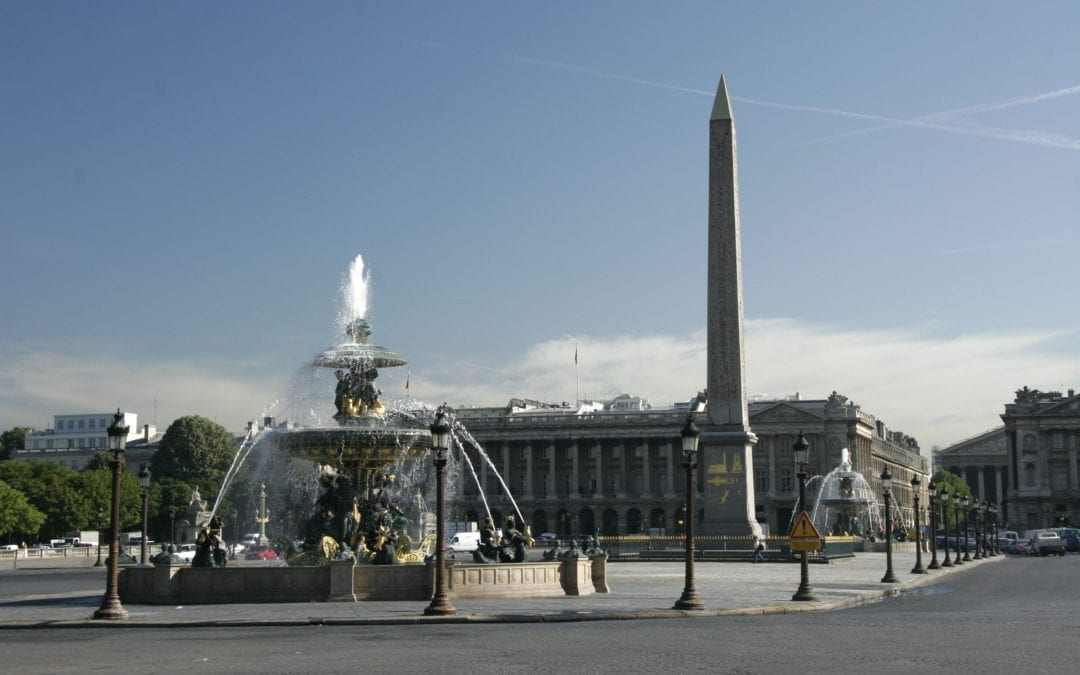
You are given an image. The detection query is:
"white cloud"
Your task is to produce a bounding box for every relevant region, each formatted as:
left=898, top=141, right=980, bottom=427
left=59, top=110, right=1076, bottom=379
left=0, top=342, right=287, bottom=433
left=418, top=319, right=1078, bottom=451
left=3, top=320, right=1075, bottom=453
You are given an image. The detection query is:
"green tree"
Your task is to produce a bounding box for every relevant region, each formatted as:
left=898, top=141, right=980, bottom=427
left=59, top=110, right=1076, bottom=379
left=150, top=416, right=238, bottom=506
left=0, top=427, right=32, bottom=461
left=932, top=469, right=974, bottom=520
left=0, top=459, right=143, bottom=538
left=0, top=479, right=46, bottom=541
left=81, top=449, right=114, bottom=471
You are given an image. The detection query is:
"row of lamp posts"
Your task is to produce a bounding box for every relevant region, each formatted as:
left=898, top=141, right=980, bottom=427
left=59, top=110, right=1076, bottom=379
left=668, top=417, right=1003, bottom=610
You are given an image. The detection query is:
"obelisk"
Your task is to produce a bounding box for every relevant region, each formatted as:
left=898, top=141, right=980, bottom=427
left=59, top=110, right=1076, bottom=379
left=698, top=75, right=762, bottom=537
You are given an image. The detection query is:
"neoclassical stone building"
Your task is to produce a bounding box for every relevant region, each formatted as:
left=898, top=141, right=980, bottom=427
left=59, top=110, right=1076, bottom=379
left=935, top=387, right=1080, bottom=531
left=449, top=391, right=927, bottom=537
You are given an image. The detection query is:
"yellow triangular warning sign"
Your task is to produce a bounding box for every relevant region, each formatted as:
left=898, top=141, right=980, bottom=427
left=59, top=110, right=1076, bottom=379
left=789, top=511, right=821, bottom=539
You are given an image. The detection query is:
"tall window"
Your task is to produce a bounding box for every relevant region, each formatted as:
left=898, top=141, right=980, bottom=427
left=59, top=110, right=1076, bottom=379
left=754, top=468, right=768, bottom=493
left=78, top=419, right=85, bottom=429
left=780, top=468, right=793, bottom=493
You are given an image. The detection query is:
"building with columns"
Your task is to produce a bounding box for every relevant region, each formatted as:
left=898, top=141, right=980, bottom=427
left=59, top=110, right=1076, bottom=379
left=449, top=391, right=927, bottom=537
left=935, top=386, right=1080, bottom=531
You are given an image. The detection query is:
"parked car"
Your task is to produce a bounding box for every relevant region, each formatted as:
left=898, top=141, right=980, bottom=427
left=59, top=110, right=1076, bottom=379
left=175, top=544, right=197, bottom=562
left=537, top=532, right=558, bottom=542
left=1027, top=530, right=1066, bottom=556
left=244, top=546, right=278, bottom=561
left=0, top=545, right=18, bottom=552
left=1013, top=539, right=1030, bottom=555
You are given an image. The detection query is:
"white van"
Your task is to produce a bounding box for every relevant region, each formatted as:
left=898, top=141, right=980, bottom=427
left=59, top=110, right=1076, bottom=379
left=448, top=532, right=481, bottom=553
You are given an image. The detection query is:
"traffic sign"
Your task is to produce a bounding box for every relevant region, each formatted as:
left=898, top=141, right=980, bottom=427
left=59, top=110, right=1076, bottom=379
left=789, top=511, right=821, bottom=540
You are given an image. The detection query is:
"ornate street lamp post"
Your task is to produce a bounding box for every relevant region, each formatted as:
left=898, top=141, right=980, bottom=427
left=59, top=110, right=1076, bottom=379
left=138, top=465, right=151, bottom=564
left=952, top=492, right=964, bottom=565
left=791, top=432, right=818, bottom=601
left=961, top=494, right=972, bottom=561
left=910, top=475, right=925, bottom=574
left=939, top=487, right=952, bottom=567
left=981, top=500, right=993, bottom=557
left=989, top=502, right=1000, bottom=555
left=972, top=499, right=982, bottom=560
left=927, top=479, right=940, bottom=570
left=674, top=414, right=704, bottom=610
left=424, top=407, right=456, bottom=616
left=94, top=409, right=129, bottom=620
left=94, top=507, right=105, bottom=567
left=880, top=467, right=898, bottom=583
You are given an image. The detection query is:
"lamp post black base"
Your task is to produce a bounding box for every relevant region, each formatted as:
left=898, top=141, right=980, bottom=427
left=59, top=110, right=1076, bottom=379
left=92, top=599, right=128, bottom=620
left=792, top=585, right=818, bottom=602
left=881, top=571, right=899, bottom=583
left=673, top=589, right=705, bottom=610
left=911, top=563, right=926, bottom=574
left=424, top=595, right=457, bottom=616
left=927, top=560, right=940, bottom=570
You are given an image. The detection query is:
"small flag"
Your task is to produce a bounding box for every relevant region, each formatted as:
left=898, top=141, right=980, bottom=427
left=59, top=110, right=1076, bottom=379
left=405, top=370, right=410, bottom=392
left=574, top=345, right=578, bottom=365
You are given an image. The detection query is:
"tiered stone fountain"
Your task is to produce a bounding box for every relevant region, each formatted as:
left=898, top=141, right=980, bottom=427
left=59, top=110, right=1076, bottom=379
left=119, top=255, right=607, bottom=604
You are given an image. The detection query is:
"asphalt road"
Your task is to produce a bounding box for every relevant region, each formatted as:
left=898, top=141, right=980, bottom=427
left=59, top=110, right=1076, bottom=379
left=2, top=556, right=1077, bottom=674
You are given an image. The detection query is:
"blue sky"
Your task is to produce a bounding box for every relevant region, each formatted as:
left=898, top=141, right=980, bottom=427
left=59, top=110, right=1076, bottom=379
left=2, top=2, right=1077, bottom=452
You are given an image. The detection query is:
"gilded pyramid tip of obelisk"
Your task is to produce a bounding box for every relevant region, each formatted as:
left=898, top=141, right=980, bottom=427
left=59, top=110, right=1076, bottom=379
left=711, top=74, right=732, bottom=121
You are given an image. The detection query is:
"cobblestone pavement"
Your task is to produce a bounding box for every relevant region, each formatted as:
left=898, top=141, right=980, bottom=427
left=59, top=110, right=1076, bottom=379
left=0, top=550, right=1003, bottom=628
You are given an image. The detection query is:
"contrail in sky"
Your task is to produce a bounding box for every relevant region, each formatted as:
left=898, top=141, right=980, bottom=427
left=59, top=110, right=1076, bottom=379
left=508, top=54, right=1080, bottom=150
left=799, top=83, right=1080, bottom=145
left=385, top=37, right=1080, bottom=151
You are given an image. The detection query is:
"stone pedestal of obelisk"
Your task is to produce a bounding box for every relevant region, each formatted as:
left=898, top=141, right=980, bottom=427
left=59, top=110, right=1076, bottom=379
left=698, top=75, right=762, bottom=537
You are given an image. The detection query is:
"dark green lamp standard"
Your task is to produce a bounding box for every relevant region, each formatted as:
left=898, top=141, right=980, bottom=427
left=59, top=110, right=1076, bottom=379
left=791, top=432, right=818, bottom=601
left=910, top=475, right=925, bottom=574
left=674, top=414, right=704, bottom=610
left=138, top=465, right=151, bottom=564
left=880, top=467, right=898, bottom=583
left=425, top=407, right=457, bottom=616
left=951, top=492, right=964, bottom=565
left=926, top=479, right=940, bottom=570
left=972, top=498, right=983, bottom=560
left=94, top=507, right=105, bottom=567
left=93, top=409, right=129, bottom=620
left=961, top=494, right=972, bottom=561
left=939, top=487, right=952, bottom=567
left=989, top=502, right=1000, bottom=555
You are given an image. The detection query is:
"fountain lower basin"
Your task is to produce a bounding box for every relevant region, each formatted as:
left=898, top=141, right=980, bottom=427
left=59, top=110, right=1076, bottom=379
left=119, top=556, right=607, bottom=603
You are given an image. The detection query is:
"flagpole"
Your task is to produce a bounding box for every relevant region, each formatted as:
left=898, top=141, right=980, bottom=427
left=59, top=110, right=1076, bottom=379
left=575, top=343, right=579, bottom=405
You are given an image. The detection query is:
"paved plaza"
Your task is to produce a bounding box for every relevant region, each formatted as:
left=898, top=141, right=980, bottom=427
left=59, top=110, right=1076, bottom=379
left=0, top=551, right=1002, bottom=628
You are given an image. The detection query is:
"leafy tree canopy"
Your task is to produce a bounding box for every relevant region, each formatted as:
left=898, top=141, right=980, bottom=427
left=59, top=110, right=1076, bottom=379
left=0, top=427, right=33, bottom=461
left=150, top=416, right=238, bottom=503
left=931, top=469, right=974, bottom=514
left=0, top=460, right=143, bottom=539
left=0, top=479, right=46, bottom=540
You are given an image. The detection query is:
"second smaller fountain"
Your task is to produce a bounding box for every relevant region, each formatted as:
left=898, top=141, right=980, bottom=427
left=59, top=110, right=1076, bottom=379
left=809, top=448, right=882, bottom=538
